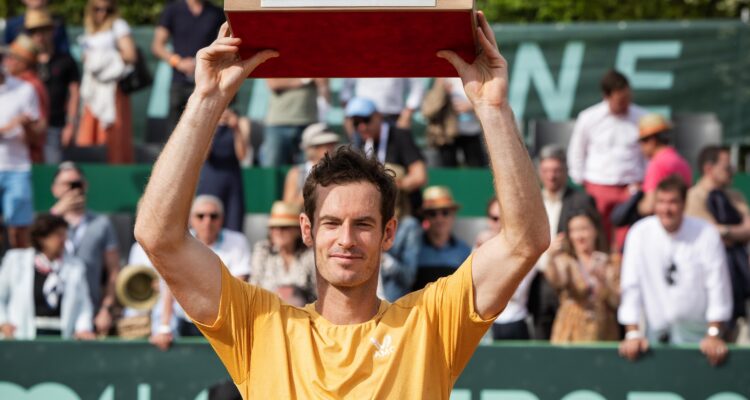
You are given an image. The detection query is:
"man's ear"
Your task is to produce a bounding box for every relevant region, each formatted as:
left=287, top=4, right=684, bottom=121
left=381, top=217, right=398, bottom=252
left=300, top=213, right=313, bottom=247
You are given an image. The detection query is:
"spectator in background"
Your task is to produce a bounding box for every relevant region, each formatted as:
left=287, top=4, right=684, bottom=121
left=414, top=186, right=471, bottom=290
left=283, top=123, right=340, bottom=208
left=423, top=77, right=487, bottom=167
left=0, top=49, right=43, bottom=249
left=545, top=208, right=620, bottom=343
left=262, top=78, right=329, bottom=167
left=3, top=34, right=49, bottom=163
left=378, top=164, right=421, bottom=302
left=26, top=9, right=80, bottom=165
left=567, top=70, right=647, bottom=252
left=150, top=194, right=251, bottom=350
left=474, top=196, right=500, bottom=248
left=619, top=176, right=732, bottom=366
left=151, top=0, right=224, bottom=136
left=345, top=97, right=427, bottom=214
left=196, top=107, right=249, bottom=232
left=77, top=0, right=135, bottom=164
left=250, top=201, right=316, bottom=306
left=4, top=0, right=70, bottom=55
left=635, top=114, right=692, bottom=216
left=686, top=146, right=750, bottom=339
left=0, top=214, right=94, bottom=340
left=528, top=145, right=597, bottom=340
left=340, top=78, right=424, bottom=131
left=50, top=162, right=119, bottom=336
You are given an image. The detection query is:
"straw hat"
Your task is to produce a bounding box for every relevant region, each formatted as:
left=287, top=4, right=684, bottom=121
left=422, top=186, right=460, bottom=210
left=0, top=34, right=39, bottom=65
left=300, top=123, right=340, bottom=149
left=268, top=201, right=301, bottom=228
left=25, top=9, right=55, bottom=30
left=639, top=113, right=671, bottom=140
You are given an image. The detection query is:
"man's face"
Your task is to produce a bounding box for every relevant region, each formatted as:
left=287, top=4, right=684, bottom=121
left=2, top=53, right=30, bottom=76
left=29, top=27, right=54, bottom=49
left=539, top=158, right=566, bottom=193
left=707, top=151, right=734, bottom=188
left=51, top=169, right=87, bottom=200
left=638, top=136, right=658, bottom=159
left=424, top=207, right=457, bottom=239
left=301, top=182, right=396, bottom=289
left=605, top=87, right=631, bottom=116
left=190, top=201, right=224, bottom=245
left=654, top=189, right=685, bottom=233
left=351, top=113, right=382, bottom=141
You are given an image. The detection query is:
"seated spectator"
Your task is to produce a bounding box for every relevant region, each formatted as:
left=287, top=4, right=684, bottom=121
left=4, top=0, right=70, bottom=55
left=474, top=196, right=501, bottom=248
left=250, top=201, right=315, bottom=306
left=378, top=164, right=421, bottom=302
left=196, top=107, right=249, bottom=232
left=545, top=208, right=619, bottom=343
left=619, top=176, right=732, bottom=366
left=283, top=123, right=340, bottom=207
left=686, top=146, right=750, bottom=339
left=635, top=114, right=692, bottom=216
left=413, top=186, right=471, bottom=290
left=0, top=213, right=94, bottom=340
left=340, top=78, right=424, bottom=130
left=50, top=162, right=119, bottom=336
left=149, top=194, right=251, bottom=350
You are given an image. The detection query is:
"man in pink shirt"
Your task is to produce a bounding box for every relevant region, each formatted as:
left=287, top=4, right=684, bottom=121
left=637, top=114, right=693, bottom=215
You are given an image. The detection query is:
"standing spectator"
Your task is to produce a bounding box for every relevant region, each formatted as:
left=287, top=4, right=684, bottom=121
left=151, top=0, right=224, bottom=136
left=567, top=70, right=647, bottom=251
left=414, top=186, right=471, bottom=290
left=635, top=114, right=692, bottom=216
left=77, top=0, right=136, bottom=164
left=0, top=49, right=43, bottom=249
left=528, top=145, right=598, bottom=340
left=3, top=34, right=49, bottom=163
left=27, top=9, right=80, bottom=165
left=340, top=78, right=424, bottom=129
left=250, top=201, right=315, bottom=306
left=545, top=209, right=620, bottom=343
left=686, top=146, right=750, bottom=338
left=196, top=108, right=249, bottom=232
left=262, top=78, right=328, bottom=167
left=0, top=214, right=94, bottom=340
left=50, top=162, right=120, bottom=336
left=3, top=0, right=70, bottom=55
left=282, top=123, right=340, bottom=207
left=618, top=176, right=732, bottom=366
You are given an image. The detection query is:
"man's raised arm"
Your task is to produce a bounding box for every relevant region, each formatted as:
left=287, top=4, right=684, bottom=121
left=438, top=12, right=550, bottom=319
left=134, top=24, right=278, bottom=324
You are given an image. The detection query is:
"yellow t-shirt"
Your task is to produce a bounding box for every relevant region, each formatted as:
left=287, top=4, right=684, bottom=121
left=192, top=255, right=494, bottom=399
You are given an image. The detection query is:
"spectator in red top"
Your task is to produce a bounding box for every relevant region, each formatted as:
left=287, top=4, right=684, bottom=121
left=636, top=114, right=693, bottom=216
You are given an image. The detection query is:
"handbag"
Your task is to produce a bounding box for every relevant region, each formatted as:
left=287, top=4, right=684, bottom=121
left=119, top=46, right=153, bottom=94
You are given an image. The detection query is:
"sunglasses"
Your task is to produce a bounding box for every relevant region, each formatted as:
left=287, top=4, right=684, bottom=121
left=665, top=263, right=677, bottom=286
left=94, top=6, right=113, bottom=13
left=425, top=209, right=454, bottom=218
left=488, top=215, right=500, bottom=222
left=351, top=116, right=371, bottom=126
left=194, top=212, right=220, bottom=221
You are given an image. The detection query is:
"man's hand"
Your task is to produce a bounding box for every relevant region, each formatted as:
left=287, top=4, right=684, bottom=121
left=150, top=332, right=174, bottom=351
left=700, top=336, right=729, bottom=366
left=94, top=308, right=113, bottom=336
left=396, top=109, right=413, bottom=129
left=0, top=115, right=28, bottom=136
left=50, top=190, right=86, bottom=216
left=437, top=11, right=507, bottom=110
left=1, top=323, right=16, bottom=339
left=619, top=337, right=649, bottom=361
left=61, top=123, right=75, bottom=147
left=176, top=57, right=197, bottom=77
left=74, top=331, right=96, bottom=341
left=193, top=23, right=278, bottom=101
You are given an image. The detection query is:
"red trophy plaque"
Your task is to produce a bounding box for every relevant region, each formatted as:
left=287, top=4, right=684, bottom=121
left=224, top=0, right=477, bottom=78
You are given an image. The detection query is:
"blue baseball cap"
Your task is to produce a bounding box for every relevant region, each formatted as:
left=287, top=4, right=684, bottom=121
left=345, top=97, right=377, bottom=117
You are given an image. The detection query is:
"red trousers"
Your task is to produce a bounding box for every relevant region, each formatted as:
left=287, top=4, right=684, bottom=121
left=584, top=181, right=631, bottom=253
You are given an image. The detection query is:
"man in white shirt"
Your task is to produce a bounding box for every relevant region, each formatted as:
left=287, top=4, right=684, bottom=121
left=567, top=70, right=647, bottom=252
left=0, top=57, right=43, bottom=249
left=619, top=175, right=732, bottom=366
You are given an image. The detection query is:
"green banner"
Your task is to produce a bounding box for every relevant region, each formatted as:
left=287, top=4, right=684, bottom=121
left=0, top=340, right=748, bottom=399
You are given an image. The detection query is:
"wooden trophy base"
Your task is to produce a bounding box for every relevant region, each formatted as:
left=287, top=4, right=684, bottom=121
left=225, top=0, right=477, bottom=78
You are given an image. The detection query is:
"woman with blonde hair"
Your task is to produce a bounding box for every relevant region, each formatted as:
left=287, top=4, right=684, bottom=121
left=545, top=208, right=620, bottom=343
left=77, top=0, right=136, bottom=163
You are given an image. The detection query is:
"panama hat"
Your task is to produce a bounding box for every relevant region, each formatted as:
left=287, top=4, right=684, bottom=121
left=639, top=113, right=672, bottom=140
left=25, top=9, right=55, bottom=31
left=422, top=186, right=460, bottom=211
left=268, top=201, right=301, bottom=228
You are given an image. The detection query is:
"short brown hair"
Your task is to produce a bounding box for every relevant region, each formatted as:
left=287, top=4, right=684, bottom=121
left=601, top=70, right=629, bottom=96
left=656, top=174, right=688, bottom=201
left=697, top=145, right=729, bottom=171
left=302, top=146, right=397, bottom=230
left=30, top=213, right=68, bottom=252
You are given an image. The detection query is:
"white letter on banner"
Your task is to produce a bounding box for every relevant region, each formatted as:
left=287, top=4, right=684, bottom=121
left=561, top=390, right=608, bottom=400
left=98, top=385, right=114, bottom=400
left=138, top=384, right=151, bottom=400
left=707, top=393, right=749, bottom=400
left=615, top=41, right=682, bottom=89
left=509, top=41, right=585, bottom=121
left=627, top=392, right=684, bottom=400
left=480, top=389, right=540, bottom=399
left=450, top=389, right=472, bottom=400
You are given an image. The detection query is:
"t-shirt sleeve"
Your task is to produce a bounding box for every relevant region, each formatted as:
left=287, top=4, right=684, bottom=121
left=394, top=128, right=424, bottom=167
left=190, top=263, right=281, bottom=384
left=102, top=218, right=119, bottom=252
left=641, top=160, right=665, bottom=193
left=419, top=255, right=494, bottom=380
left=22, top=84, right=41, bottom=121
left=158, top=4, right=174, bottom=30
left=112, top=19, right=131, bottom=39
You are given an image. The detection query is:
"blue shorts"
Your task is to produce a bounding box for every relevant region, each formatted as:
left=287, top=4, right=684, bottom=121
left=0, top=170, right=34, bottom=226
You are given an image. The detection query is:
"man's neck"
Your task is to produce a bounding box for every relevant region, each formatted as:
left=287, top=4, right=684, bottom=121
left=186, top=0, right=204, bottom=13
left=315, top=275, right=381, bottom=325
left=63, top=209, right=86, bottom=225
left=543, top=187, right=564, bottom=200
left=427, top=231, right=451, bottom=249
left=698, top=176, right=722, bottom=191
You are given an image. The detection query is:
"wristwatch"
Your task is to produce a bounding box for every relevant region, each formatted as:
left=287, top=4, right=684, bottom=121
left=707, top=326, right=721, bottom=338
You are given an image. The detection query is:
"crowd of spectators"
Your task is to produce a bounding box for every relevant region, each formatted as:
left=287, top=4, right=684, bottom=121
left=0, top=0, right=748, bottom=373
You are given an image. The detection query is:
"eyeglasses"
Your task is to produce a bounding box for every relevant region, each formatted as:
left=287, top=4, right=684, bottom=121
left=424, top=209, right=454, bottom=218
left=194, top=212, right=220, bottom=221
left=351, top=116, right=371, bottom=126
left=94, top=6, right=113, bottom=13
